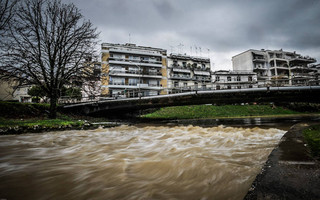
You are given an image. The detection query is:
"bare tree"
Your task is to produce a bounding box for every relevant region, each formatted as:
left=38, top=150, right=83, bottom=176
left=1, top=0, right=99, bottom=118
left=0, top=0, right=16, bottom=31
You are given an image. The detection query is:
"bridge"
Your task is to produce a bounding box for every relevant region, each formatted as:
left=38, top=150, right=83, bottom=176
left=62, top=86, right=320, bottom=115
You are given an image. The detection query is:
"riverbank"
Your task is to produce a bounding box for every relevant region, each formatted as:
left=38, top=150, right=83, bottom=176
left=245, top=122, right=320, bottom=199
left=142, top=104, right=318, bottom=119
left=0, top=101, right=120, bottom=134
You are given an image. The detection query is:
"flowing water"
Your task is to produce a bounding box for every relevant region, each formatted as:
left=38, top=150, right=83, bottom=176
left=0, top=125, right=286, bottom=200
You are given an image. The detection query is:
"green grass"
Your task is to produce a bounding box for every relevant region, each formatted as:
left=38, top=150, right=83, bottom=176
left=143, top=104, right=303, bottom=119
left=0, top=118, right=83, bottom=128
left=303, top=125, right=320, bottom=157
left=0, top=101, right=83, bottom=130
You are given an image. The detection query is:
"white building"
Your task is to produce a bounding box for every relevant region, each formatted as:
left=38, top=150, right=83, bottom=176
left=13, top=85, right=32, bottom=102
left=212, top=70, right=258, bottom=90
left=167, top=53, right=212, bottom=92
left=232, top=49, right=317, bottom=86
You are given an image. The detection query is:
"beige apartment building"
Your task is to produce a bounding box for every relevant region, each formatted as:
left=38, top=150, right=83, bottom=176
left=101, top=43, right=168, bottom=97
left=167, top=53, right=212, bottom=92
left=232, top=49, right=317, bottom=86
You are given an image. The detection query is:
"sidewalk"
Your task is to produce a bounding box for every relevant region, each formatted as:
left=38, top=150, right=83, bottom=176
left=244, top=123, right=320, bottom=199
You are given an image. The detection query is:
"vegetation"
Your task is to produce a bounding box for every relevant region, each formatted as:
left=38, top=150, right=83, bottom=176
left=1, top=0, right=99, bottom=118
left=0, top=118, right=83, bottom=129
left=143, top=104, right=305, bottom=119
left=0, top=101, right=84, bottom=131
left=303, top=125, right=320, bottom=157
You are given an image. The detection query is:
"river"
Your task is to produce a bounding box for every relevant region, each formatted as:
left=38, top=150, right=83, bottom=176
left=0, top=124, right=286, bottom=200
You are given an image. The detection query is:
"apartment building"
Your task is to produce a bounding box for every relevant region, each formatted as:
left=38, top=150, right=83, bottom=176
left=101, top=43, right=168, bottom=97
left=232, top=49, right=317, bottom=86
left=81, top=61, right=101, bottom=101
left=167, top=53, right=212, bottom=92
left=212, top=70, right=257, bottom=90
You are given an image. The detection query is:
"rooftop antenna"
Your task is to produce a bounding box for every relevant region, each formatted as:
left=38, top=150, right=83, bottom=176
left=129, top=33, right=131, bottom=43
left=199, top=47, right=202, bottom=56
left=178, top=43, right=184, bottom=54
left=195, top=45, right=198, bottom=56
left=207, top=48, right=210, bottom=57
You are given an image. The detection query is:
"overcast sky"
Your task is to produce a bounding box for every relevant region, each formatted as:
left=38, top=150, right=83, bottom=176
left=63, top=0, right=320, bottom=71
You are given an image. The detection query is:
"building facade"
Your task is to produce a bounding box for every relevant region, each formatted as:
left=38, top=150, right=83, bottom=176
left=212, top=70, right=258, bottom=90
left=101, top=43, right=168, bottom=98
left=81, top=61, right=101, bottom=101
left=167, top=53, right=212, bottom=92
left=232, top=49, right=317, bottom=86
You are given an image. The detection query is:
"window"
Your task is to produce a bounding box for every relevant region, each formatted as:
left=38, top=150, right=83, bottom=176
left=237, top=85, right=241, bottom=89
left=129, top=78, right=138, bottom=85
left=184, top=82, right=188, bottom=88
left=249, top=85, right=253, bottom=88
left=182, top=62, right=187, bottom=68
left=248, top=76, right=253, bottom=81
left=227, top=85, right=231, bottom=89
left=227, top=76, right=231, bottom=81
left=237, top=76, right=241, bottom=81
left=216, top=85, right=220, bottom=90
left=110, top=77, right=125, bottom=85
left=174, top=81, right=179, bottom=87
left=202, top=64, right=206, bottom=69
left=216, top=76, right=220, bottom=81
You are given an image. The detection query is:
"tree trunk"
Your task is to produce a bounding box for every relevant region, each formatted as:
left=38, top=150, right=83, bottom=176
left=49, top=94, right=57, bottom=119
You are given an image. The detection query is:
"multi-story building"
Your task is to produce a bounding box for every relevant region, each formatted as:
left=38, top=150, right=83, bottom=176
left=309, top=63, right=320, bottom=86
left=167, top=53, right=212, bottom=92
left=212, top=70, right=258, bottom=90
left=81, top=60, right=101, bottom=101
left=101, top=43, right=168, bottom=98
left=232, top=49, right=317, bottom=86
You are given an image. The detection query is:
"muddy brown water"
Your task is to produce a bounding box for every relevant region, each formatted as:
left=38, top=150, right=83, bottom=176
left=0, top=125, right=286, bottom=200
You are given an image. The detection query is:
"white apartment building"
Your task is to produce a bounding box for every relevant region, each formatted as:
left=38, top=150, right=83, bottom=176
left=101, top=43, right=168, bottom=98
left=232, top=49, right=317, bottom=86
left=167, top=53, right=212, bottom=92
left=212, top=70, right=258, bottom=90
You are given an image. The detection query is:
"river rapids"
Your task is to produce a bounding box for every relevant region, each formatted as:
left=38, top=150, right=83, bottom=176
left=0, top=125, right=285, bottom=199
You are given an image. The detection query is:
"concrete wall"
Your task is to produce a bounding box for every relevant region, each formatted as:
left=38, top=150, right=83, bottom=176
left=232, top=51, right=254, bottom=72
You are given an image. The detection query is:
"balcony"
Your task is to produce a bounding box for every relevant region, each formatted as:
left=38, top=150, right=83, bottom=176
left=170, top=74, right=191, bottom=80
left=109, top=58, right=162, bottom=68
left=193, top=76, right=211, bottom=82
left=172, top=68, right=191, bottom=73
left=270, top=66, right=289, bottom=71
left=109, top=70, right=162, bottom=79
left=252, top=57, right=265, bottom=62
left=108, top=82, right=162, bottom=90
left=290, top=66, right=316, bottom=72
left=253, top=66, right=267, bottom=71
left=290, top=56, right=316, bottom=63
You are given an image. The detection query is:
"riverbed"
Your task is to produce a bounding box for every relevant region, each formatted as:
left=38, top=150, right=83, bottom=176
left=0, top=124, right=286, bottom=200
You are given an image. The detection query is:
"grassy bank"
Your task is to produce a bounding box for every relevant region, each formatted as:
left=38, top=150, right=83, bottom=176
left=0, top=101, right=84, bottom=131
left=143, top=104, right=307, bottom=119
left=303, top=125, right=320, bottom=158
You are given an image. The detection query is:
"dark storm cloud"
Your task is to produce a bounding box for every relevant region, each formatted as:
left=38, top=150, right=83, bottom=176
left=63, top=0, right=320, bottom=69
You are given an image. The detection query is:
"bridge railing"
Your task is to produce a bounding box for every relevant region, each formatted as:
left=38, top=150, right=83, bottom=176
left=59, top=78, right=320, bottom=104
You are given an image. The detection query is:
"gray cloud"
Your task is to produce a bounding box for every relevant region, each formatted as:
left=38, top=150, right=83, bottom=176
left=63, top=0, right=320, bottom=69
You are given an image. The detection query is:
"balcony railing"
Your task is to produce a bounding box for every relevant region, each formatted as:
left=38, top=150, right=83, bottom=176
left=109, top=57, right=162, bottom=65
left=109, top=70, right=162, bottom=76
